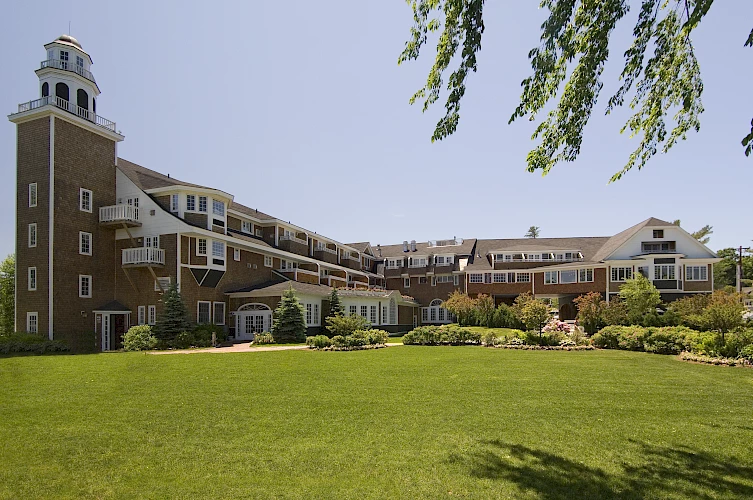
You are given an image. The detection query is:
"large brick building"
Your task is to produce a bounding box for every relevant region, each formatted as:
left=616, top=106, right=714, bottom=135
left=9, top=36, right=721, bottom=351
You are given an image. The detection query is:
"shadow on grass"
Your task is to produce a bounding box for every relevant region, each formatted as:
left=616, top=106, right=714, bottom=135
left=449, top=439, right=753, bottom=499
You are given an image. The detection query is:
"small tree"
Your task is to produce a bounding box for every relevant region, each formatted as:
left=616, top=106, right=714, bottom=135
left=619, top=274, right=661, bottom=324
left=154, top=283, right=190, bottom=345
left=443, top=291, right=476, bottom=326
left=326, top=314, right=369, bottom=337
left=512, top=292, right=535, bottom=320
left=602, top=299, right=629, bottom=326
left=473, top=294, right=496, bottom=328
left=668, top=294, right=710, bottom=330
left=573, top=292, right=605, bottom=334
left=701, top=290, right=746, bottom=342
left=271, top=286, right=307, bottom=343
left=327, top=287, right=344, bottom=319
left=123, top=325, right=158, bottom=351
left=520, top=299, right=550, bottom=338
left=524, top=226, right=541, bottom=239
left=0, top=254, right=15, bottom=336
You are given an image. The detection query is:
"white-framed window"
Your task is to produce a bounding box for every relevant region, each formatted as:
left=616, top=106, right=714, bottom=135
left=234, top=248, right=241, bottom=261
left=685, top=265, right=708, bottom=281
left=144, top=235, right=160, bottom=248
left=653, top=229, right=664, bottom=239
left=404, top=278, right=410, bottom=288
left=28, top=223, right=37, bottom=248
left=213, top=200, right=225, bottom=216
left=79, top=188, right=92, bottom=212
left=170, top=194, right=179, bottom=212
left=654, top=265, right=676, bottom=280
left=320, top=269, right=330, bottom=277
left=59, top=50, right=69, bottom=68
left=544, top=271, right=558, bottom=285
left=349, top=305, right=357, bottom=316
left=197, top=301, right=211, bottom=324
left=79, top=231, right=92, bottom=255
left=137, top=306, right=146, bottom=325
left=560, top=270, right=577, bottom=284
left=26, top=312, right=38, bottom=334
left=241, top=221, right=252, bottom=233
left=306, top=303, right=313, bottom=325
left=579, top=268, right=594, bottom=283
left=454, top=275, right=459, bottom=286
left=469, top=273, right=483, bottom=283
left=422, top=308, right=429, bottom=322
left=197, top=238, right=207, bottom=256
left=386, top=259, right=402, bottom=269
left=370, top=305, right=377, bottom=324
left=435, top=275, right=455, bottom=284
left=255, top=228, right=263, bottom=237
left=199, top=196, right=207, bottom=212
left=212, top=241, right=225, bottom=259
left=360, top=305, right=368, bottom=319
left=611, top=267, right=632, bottom=282
left=213, top=302, right=225, bottom=325
left=493, top=272, right=507, bottom=283
left=28, top=183, right=37, bottom=207
left=314, top=304, right=319, bottom=325
left=517, top=273, right=531, bottom=283
left=79, top=275, right=92, bottom=298
left=409, top=257, right=428, bottom=267
left=76, top=55, right=84, bottom=69
left=154, top=277, right=172, bottom=291
left=186, top=194, right=196, bottom=211
left=28, top=267, right=37, bottom=291
left=148, top=305, right=157, bottom=325
left=264, top=255, right=273, bottom=267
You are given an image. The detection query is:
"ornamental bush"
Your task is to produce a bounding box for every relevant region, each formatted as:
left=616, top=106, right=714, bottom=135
left=325, top=314, right=369, bottom=338
left=122, top=325, right=157, bottom=351
left=402, top=325, right=480, bottom=345
left=252, top=333, right=275, bottom=345
left=0, top=333, right=69, bottom=354
left=306, top=335, right=333, bottom=348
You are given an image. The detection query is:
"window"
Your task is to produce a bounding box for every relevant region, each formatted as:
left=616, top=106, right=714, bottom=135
left=154, top=277, right=172, bottom=291
left=544, top=271, right=558, bottom=285
left=28, top=223, right=37, bottom=248
left=212, top=241, right=225, bottom=259
left=560, top=270, right=577, bottom=284
left=170, top=194, right=179, bottom=212
left=79, top=188, right=92, bottom=212
left=320, top=269, right=330, bottom=277
left=255, top=228, right=263, bottom=237
left=484, top=273, right=492, bottom=284
left=197, top=301, right=211, bottom=324
left=264, top=255, right=273, bottom=267
left=42, top=82, right=49, bottom=97
left=349, top=305, right=357, bottom=316
left=29, top=183, right=37, bottom=207
left=686, top=265, right=708, bottom=281
left=611, top=267, right=633, bottom=282
left=469, top=274, right=483, bottom=283
left=144, top=235, right=159, bottom=248
left=241, top=221, right=252, bottom=233
left=361, top=305, right=368, bottom=319
left=454, top=275, right=459, bottom=286
left=314, top=304, right=320, bottom=325
left=404, top=278, right=410, bottom=288
left=198, top=196, right=207, bottom=212
left=642, top=241, right=676, bottom=253
left=197, top=238, right=207, bottom=256
left=213, top=200, right=225, bottom=216
left=419, top=277, right=428, bottom=284
left=435, top=256, right=445, bottom=265
left=27, top=312, right=38, bottom=334
left=76, top=55, right=84, bottom=69
left=517, top=273, right=531, bottom=283
left=493, top=273, right=507, bottom=283
left=370, top=305, right=377, bottom=324
left=653, top=229, right=664, bottom=239
left=186, top=195, right=196, bottom=211
left=654, top=265, right=676, bottom=280
left=148, top=305, right=157, bottom=325
left=436, top=275, right=455, bottom=284
left=306, top=303, right=313, bottom=325
left=409, top=257, right=427, bottom=267
left=79, top=275, right=92, bottom=298
left=234, top=248, right=241, bottom=261
left=79, top=232, right=92, bottom=255
left=59, top=50, right=69, bottom=68
left=28, top=267, right=37, bottom=291
left=213, top=302, right=225, bottom=325
left=138, top=306, right=146, bottom=325
left=579, top=268, right=594, bottom=282
left=422, top=308, right=429, bottom=322
left=387, top=259, right=402, bottom=269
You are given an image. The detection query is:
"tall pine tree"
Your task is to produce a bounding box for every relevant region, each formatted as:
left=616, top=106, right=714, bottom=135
left=327, top=287, right=343, bottom=319
left=154, top=283, right=191, bottom=344
left=271, top=286, right=307, bottom=343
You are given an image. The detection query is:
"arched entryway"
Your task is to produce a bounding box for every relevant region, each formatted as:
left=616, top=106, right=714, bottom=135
left=234, top=303, right=272, bottom=340
left=559, top=302, right=576, bottom=321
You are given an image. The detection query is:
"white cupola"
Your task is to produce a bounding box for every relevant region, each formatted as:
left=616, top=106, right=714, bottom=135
left=36, top=34, right=101, bottom=116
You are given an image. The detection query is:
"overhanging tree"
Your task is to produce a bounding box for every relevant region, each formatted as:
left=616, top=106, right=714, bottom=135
left=0, top=254, right=15, bottom=335
left=399, top=0, right=752, bottom=181
left=271, top=286, right=307, bottom=343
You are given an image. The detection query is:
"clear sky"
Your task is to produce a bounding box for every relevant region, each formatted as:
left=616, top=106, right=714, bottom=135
left=2, top=1, right=751, bottom=258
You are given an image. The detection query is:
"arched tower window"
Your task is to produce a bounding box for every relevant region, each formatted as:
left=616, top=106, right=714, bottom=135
left=92, top=98, right=96, bottom=114
left=55, top=82, right=69, bottom=101
left=77, top=89, right=89, bottom=111
left=41, top=82, right=49, bottom=97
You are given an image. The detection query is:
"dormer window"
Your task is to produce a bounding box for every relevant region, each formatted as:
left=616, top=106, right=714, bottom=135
left=653, top=230, right=664, bottom=239
left=76, top=55, right=84, bottom=69
left=213, top=200, right=225, bottom=217
left=241, top=221, right=252, bottom=234
left=186, top=195, right=195, bottom=211
left=59, top=50, right=69, bottom=69
left=199, top=196, right=207, bottom=212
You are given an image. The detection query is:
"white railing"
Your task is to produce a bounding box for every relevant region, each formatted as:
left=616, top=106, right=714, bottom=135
left=408, top=262, right=428, bottom=268
left=315, top=244, right=337, bottom=255
left=14, top=95, right=116, bottom=132
left=279, top=234, right=308, bottom=245
left=341, top=254, right=358, bottom=260
left=123, top=247, right=165, bottom=266
left=40, top=59, right=96, bottom=83
left=100, top=204, right=139, bottom=223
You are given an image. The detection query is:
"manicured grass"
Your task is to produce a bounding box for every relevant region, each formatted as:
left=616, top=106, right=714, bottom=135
left=2, top=348, right=753, bottom=498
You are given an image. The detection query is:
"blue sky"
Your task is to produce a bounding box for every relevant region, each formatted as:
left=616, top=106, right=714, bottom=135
left=2, top=1, right=751, bottom=258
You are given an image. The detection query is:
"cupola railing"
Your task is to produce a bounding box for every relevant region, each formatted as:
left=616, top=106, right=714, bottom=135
left=39, top=58, right=96, bottom=83
left=13, top=95, right=116, bottom=132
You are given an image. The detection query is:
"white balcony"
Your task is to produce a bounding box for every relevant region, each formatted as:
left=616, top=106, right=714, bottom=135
left=39, top=58, right=96, bottom=83
left=279, top=234, right=308, bottom=246
left=123, top=247, right=165, bottom=267
left=100, top=204, right=140, bottom=227
left=315, top=244, right=337, bottom=255
left=13, top=95, right=116, bottom=132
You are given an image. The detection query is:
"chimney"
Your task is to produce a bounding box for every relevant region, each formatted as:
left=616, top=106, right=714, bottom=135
left=403, top=240, right=409, bottom=252
left=377, top=244, right=382, bottom=257
left=411, top=240, right=417, bottom=252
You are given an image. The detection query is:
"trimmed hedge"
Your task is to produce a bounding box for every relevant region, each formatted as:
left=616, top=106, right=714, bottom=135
left=402, top=325, right=481, bottom=346
left=592, top=326, right=753, bottom=358
left=0, top=333, right=69, bottom=354
left=306, top=329, right=389, bottom=351
left=252, top=333, right=275, bottom=345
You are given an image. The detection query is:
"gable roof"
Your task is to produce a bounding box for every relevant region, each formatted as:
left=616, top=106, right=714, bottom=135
left=346, top=242, right=372, bottom=254
left=226, top=280, right=332, bottom=297
left=117, top=158, right=214, bottom=191
left=376, top=239, right=477, bottom=259
left=465, top=236, right=611, bottom=271
left=591, top=217, right=677, bottom=262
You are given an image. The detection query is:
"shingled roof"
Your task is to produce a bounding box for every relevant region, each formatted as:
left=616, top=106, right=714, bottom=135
left=591, top=217, right=675, bottom=262
left=376, top=239, right=477, bottom=259
left=117, top=158, right=215, bottom=191
left=226, top=280, right=332, bottom=297
left=465, top=236, right=611, bottom=271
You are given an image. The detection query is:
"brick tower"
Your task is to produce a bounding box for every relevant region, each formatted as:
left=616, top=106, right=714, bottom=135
left=8, top=35, right=125, bottom=351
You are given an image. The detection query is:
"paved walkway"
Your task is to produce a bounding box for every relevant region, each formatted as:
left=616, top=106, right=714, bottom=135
left=149, top=342, right=403, bottom=355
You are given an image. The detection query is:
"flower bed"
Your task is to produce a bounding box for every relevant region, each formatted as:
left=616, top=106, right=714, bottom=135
left=680, top=351, right=752, bottom=367
left=492, top=344, right=595, bottom=351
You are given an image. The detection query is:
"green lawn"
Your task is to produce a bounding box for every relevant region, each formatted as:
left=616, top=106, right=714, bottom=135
left=1, top=348, right=753, bottom=499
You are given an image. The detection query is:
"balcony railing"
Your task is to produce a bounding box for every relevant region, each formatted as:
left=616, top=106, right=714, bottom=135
left=13, top=95, right=116, bottom=132
left=123, top=247, right=165, bottom=266
left=315, top=244, right=337, bottom=255
left=40, top=59, right=96, bottom=83
left=100, top=204, right=139, bottom=224
left=280, top=234, right=308, bottom=246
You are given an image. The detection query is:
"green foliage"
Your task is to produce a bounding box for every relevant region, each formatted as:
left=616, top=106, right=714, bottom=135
left=493, top=303, right=523, bottom=329
left=701, top=290, right=745, bottom=339
left=573, top=292, right=606, bottom=334
left=619, top=274, right=661, bottom=323
left=252, top=333, right=275, bottom=345
left=327, top=288, right=343, bottom=318
left=192, top=324, right=226, bottom=346
left=402, top=325, right=480, bottom=346
left=326, top=313, right=369, bottom=337
left=524, top=226, right=540, bottom=239
left=592, top=325, right=751, bottom=357
left=714, top=248, right=753, bottom=289
left=520, top=299, right=549, bottom=335
left=310, top=329, right=389, bottom=350
left=0, top=333, right=69, bottom=354
left=306, top=335, right=333, bottom=348
left=473, top=294, right=495, bottom=327
left=443, top=290, right=476, bottom=326
left=154, top=284, right=191, bottom=344
left=271, top=286, right=307, bottom=343
left=0, top=254, right=14, bottom=336
left=740, top=344, right=753, bottom=363
left=122, top=325, right=157, bottom=351
left=668, top=294, right=709, bottom=330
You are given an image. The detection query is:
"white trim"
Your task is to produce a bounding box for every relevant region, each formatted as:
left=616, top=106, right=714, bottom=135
left=264, top=255, right=273, bottom=267
left=233, top=247, right=241, bottom=261
left=137, top=306, right=145, bottom=325
left=685, top=265, right=708, bottom=281
left=146, top=185, right=233, bottom=203
left=78, top=274, right=92, bottom=298
left=197, top=238, right=207, bottom=256
left=28, top=223, right=37, bottom=248
left=403, top=277, right=410, bottom=288
left=148, top=305, right=156, bottom=325
left=197, top=301, right=211, bottom=324
left=79, top=231, right=92, bottom=256
left=28, top=183, right=37, bottom=208
left=26, top=312, right=39, bottom=334
left=79, top=188, right=93, bottom=213
left=213, top=302, right=226, bottom=325
left=28, top=267, right=37, bottom=291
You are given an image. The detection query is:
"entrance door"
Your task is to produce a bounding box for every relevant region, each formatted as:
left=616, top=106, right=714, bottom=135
left=236, top=312, right=270, bottom=340
left=112, top=314, right=126, bottom=350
